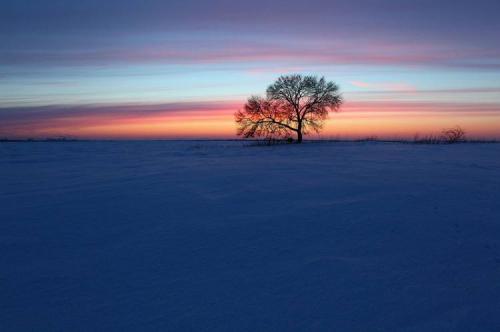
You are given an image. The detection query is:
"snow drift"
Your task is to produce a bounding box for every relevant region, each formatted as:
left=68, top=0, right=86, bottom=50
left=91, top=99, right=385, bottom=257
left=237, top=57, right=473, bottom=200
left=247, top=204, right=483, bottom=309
left=1, top=141, right=500, bottom=331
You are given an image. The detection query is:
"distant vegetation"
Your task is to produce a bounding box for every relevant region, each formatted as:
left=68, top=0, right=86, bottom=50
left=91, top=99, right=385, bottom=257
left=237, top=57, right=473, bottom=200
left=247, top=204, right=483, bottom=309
left=414, top=126, right=467, bottom=144
left=246, top=126, right=498, bottom=146
left=1, top=126, right=496, bottom=145
left=0, top=136, right=78, bottom=142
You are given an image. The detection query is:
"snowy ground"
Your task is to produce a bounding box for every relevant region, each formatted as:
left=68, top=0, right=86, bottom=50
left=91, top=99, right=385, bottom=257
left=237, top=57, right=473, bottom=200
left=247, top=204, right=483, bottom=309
left=1, top=141, right=500, bottom=331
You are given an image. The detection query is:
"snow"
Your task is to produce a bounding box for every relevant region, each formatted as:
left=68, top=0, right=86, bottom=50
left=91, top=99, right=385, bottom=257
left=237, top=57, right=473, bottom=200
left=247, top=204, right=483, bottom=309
left=1, top=141, right=500, bottom=331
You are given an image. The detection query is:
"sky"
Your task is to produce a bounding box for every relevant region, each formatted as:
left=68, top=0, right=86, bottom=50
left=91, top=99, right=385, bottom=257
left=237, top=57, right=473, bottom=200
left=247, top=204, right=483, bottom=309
left=1, top=0, right=500, bottom=139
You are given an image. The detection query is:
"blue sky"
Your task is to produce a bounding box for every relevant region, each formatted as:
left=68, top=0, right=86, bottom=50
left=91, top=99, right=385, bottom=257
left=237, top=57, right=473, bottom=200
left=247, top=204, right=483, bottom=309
left=1, top=0, right=500, bottom=138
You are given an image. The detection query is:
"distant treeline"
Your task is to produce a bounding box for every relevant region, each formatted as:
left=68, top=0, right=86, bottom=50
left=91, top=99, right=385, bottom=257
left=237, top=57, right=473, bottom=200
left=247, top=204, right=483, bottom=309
left=0, top=137, right=79, bottom=142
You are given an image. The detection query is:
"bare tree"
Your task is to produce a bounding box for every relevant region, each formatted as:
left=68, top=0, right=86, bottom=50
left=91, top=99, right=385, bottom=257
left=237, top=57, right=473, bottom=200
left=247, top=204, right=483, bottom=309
left=441, top=126, right=466, bottom=143
left=235, top=75, right=343, bottom=143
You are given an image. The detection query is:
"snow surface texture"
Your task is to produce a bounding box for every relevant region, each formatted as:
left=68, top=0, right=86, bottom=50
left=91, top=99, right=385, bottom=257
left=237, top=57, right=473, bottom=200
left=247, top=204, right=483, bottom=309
left=1, top=141, right=500, bottom=331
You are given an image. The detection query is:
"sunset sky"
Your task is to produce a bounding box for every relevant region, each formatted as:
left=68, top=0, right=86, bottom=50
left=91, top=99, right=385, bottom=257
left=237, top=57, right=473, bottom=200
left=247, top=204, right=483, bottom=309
left=1, top=0, right=500, bottom=139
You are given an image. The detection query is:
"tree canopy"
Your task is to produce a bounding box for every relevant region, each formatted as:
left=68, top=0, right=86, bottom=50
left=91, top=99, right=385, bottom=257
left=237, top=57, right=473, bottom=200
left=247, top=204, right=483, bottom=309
left=235, top=75, right=343, bottom=143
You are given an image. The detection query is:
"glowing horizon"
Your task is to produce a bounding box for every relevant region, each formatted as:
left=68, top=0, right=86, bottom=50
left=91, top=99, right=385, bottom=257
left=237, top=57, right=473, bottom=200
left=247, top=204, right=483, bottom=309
left=2, top=99, right=499, bottom=140
left=1, top=0, right=500, bottom=139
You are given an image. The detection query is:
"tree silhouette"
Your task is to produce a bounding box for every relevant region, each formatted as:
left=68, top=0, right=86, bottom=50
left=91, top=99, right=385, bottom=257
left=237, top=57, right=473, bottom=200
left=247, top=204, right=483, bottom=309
left=441, top=126, right=466, bottom=143
left=235, top=74, right=343, bottom=143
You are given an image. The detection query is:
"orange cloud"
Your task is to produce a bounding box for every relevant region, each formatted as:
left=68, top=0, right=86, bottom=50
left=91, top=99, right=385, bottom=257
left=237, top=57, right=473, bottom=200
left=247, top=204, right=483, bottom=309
left=1, top=100, right=499, bottom=139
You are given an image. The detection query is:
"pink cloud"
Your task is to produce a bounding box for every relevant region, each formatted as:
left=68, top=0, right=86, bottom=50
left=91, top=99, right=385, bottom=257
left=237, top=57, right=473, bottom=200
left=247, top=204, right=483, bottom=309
left=1, top=99, right=500, bottom=139
left=350, top=81, right=417, bottom=92
left=3, top=37, right=499, bottom=70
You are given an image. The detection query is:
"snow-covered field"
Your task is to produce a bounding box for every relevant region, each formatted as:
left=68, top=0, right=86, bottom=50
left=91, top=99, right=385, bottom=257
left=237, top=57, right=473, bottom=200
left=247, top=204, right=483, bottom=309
left=1, top=141, right=500, bottom=331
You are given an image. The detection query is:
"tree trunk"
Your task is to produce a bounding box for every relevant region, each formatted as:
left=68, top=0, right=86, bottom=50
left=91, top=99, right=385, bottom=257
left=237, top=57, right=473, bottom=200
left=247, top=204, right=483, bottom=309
left=297, top=130, right=303, bottom=143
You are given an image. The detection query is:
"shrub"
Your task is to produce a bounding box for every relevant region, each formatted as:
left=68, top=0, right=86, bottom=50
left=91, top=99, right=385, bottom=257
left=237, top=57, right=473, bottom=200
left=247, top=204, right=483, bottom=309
left=441, top=126, right=466, bottom=144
